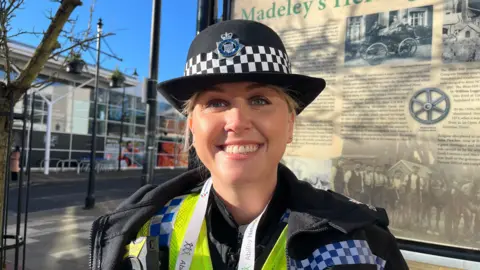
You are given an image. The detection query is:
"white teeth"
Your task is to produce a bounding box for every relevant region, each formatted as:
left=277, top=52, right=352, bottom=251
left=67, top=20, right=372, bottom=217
left=224, top=144, right=259, bottom=154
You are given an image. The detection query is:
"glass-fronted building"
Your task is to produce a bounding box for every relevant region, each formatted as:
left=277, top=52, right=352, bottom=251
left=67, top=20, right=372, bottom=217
left=6, top=40, right=187, bottom=171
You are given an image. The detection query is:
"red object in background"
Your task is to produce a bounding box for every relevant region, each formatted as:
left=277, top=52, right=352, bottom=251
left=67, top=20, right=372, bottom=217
left=157, top=141, right=188, bottom=167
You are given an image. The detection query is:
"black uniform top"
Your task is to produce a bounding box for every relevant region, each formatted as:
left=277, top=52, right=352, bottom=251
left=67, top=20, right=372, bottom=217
left=207, top=179, right=287, bottom=269
left=89, top=164, right=409, bottom=270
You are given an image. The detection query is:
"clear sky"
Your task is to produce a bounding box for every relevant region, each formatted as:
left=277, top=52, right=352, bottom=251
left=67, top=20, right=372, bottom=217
left=10, top=0, right=221, bottom=82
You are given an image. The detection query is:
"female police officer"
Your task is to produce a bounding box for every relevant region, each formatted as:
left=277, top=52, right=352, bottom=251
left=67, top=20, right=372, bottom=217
left=89, top=19, right=408, bottom=270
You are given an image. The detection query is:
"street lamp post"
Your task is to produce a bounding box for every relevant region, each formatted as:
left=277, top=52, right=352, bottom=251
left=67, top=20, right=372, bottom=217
left=141, top=0, right=162, bottom=186
left=222, top=0, right=232, bottom=21
left=118, top=82, right=126, bottom=171
left=85, top=18, right=103, bottom=210
left=188, top=0, right=217, bottom=170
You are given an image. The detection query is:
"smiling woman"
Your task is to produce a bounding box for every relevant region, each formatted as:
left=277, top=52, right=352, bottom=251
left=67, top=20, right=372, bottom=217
left=185, top=82, right=296, bottom=224
left=90, top=20, right=409, bottom=270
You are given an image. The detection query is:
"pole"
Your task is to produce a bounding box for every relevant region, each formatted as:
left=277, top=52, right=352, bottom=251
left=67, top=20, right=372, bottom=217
left=85, top=18, right=103, bottom=209
left=14, top=94, right=28, bottom=270
left=222, top=0, right=231, bottom=21
left=141, top=0, right=162, bottom=186
left=25, top=93, right=33, bottom=175
left=188, top=0, right=217, bottom=170
left=43, top=103, right=52, bottom=175
left=23, top=92, right=35, bottom=268
left=118, top=83, right=126, bottom=171
left=196, top=0, right=216, bottom=34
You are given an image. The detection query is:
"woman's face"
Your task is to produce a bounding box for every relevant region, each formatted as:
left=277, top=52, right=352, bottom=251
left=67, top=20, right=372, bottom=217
left=189, top=82, right=295, bottom=185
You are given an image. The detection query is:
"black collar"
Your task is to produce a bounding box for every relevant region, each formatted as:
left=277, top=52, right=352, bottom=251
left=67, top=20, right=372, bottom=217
left=209, top=178, right=287, bottom=245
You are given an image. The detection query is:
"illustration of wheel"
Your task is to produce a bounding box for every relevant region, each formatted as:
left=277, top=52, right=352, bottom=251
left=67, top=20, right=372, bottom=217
left=365, top=43, right=388, bottom=65
left=359, top=44, right=369, bottom=60
left=409, top=88, right=450, bottom=125
left=398, top=38, right=418, bottom=57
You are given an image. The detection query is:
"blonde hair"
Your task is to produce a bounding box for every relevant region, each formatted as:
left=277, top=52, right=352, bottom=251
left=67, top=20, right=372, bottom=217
left=181, top=87, right=300, bottom=152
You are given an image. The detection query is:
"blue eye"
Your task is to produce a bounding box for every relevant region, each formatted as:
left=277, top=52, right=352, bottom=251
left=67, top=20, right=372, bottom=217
left=250, top=96, right=270, bottom=106
left=206, top=99, right=228, bottom=108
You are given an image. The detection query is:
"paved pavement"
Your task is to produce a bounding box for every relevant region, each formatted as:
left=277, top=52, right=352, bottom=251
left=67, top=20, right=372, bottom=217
left=3, top=168, right=186, bottom=270
left=5, top=200, right=120, bottom=270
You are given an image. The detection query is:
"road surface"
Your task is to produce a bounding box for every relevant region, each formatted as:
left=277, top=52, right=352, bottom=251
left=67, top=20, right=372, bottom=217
left=4, top=170, right=184, bottom=270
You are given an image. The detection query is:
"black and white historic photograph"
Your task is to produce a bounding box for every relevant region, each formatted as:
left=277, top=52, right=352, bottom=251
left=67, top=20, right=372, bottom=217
left=281, top=156, right=332, bottom=190
left=344, top=6, right=433, bottom=67
left=443, top=0, right=480, bottom=63
left=332, top=136, right=480, bottom=250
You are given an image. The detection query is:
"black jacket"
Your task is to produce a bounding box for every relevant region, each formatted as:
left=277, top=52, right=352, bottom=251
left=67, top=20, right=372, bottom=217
left=89, top=164, right=409, bottom=270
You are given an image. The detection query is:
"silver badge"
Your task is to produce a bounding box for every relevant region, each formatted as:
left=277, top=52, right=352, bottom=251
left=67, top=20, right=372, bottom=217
left=216, top=32, right=244, bottom=59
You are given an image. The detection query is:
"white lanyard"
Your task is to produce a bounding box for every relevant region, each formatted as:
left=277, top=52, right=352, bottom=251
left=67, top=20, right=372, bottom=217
left=174, top=178, right=269, bottom=270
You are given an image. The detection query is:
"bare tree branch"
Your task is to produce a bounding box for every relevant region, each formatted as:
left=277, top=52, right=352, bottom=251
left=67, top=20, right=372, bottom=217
left=84, top=0, right=96, bottom=40
left=8, top=29, right=44, bottom=39
left=50, top=32, right=114, bottom=60
left=0, top=0, right=24, bottom=85
left=11, top=0, right=83, bottom=98
left=31, top=71, right=61, bottom=89
left=5, top=0, right=25, bottom=18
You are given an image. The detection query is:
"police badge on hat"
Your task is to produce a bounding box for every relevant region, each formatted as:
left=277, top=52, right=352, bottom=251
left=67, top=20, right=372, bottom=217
left=216, top=32, right=244, bottom=59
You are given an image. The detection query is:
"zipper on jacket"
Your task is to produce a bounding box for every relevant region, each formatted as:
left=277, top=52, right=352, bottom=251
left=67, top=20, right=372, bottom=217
left=89, top=218, right=99, bottom=270
left=90, top=216, right=106, bottom=270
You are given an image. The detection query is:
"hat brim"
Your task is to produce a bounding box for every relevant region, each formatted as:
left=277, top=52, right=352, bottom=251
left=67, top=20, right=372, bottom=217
left=157, top=72, right=326, bottom=115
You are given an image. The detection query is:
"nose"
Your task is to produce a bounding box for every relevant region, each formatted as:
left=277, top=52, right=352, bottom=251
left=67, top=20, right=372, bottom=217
left=223, top=103, right=252, bottom=134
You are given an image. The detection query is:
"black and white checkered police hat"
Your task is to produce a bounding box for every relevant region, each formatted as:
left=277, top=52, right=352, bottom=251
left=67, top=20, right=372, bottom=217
left=157, top=19, right=326, bottom=115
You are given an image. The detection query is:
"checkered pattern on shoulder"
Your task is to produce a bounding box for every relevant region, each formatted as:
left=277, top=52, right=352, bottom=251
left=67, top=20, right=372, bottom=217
left=184, top=45, right=291, bottom=77
left=149, top=195, right=187, bottom=246
left=288, top=240, right=386, bottom=270
left=280, top=209, right=290, bottom=223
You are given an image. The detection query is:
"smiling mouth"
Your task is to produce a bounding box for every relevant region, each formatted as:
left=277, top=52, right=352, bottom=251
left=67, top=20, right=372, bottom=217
left=219, top=144, right=263, bottom=154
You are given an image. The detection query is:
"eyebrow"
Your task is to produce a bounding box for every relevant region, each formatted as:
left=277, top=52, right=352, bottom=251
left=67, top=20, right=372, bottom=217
left=204, top=83, right=278, bottom=93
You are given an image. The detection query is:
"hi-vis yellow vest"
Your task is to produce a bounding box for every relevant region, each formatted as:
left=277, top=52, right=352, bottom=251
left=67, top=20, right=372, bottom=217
left=125, top=193, right=289, bottom=270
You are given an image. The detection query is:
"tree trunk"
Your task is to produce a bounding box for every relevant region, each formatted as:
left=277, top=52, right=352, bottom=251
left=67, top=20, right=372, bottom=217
left=0, top=90, right=14, bottom=244
left=0, top=0, right=83, bottom=254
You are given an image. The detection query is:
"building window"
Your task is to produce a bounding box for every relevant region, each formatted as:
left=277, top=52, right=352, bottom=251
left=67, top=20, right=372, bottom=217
left=347, top=16, right=362, bottom=42
left=109, top=91, right=124, bottom=107
left=466, top=30, right=471, bottom=38
left=135, top=110, right=146, bottom=126
left=107, top=122, right=133, bottom=137
left=90, top=88, right=107, bottom=104
left=410, top=11, right=425, bottom=26
left=89, top=120, right=106, bottom=135
left=135, top=126, right=145, bottom=138
left=108, top=105, right=122, bottom=121
left=89, top=104, right=107, bottom=120
left=136, top=97, right=146, bottom=111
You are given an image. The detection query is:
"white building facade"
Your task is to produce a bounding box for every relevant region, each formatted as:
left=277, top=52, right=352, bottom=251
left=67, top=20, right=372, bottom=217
left=5, top=40, right=187, bottom=171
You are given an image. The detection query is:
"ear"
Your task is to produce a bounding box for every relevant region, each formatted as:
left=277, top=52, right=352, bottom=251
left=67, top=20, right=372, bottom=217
left=287, top=112, right=295, bottom=143
left=187, top=116, right=194, bottom=135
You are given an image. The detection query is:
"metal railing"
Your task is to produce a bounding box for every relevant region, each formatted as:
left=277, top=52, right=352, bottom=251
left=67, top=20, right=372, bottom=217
left=76, top=159, right=120, bottom=174
left=39, top=158, right=62, bottom=171
left=55, top=159, right=79, bottom=173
